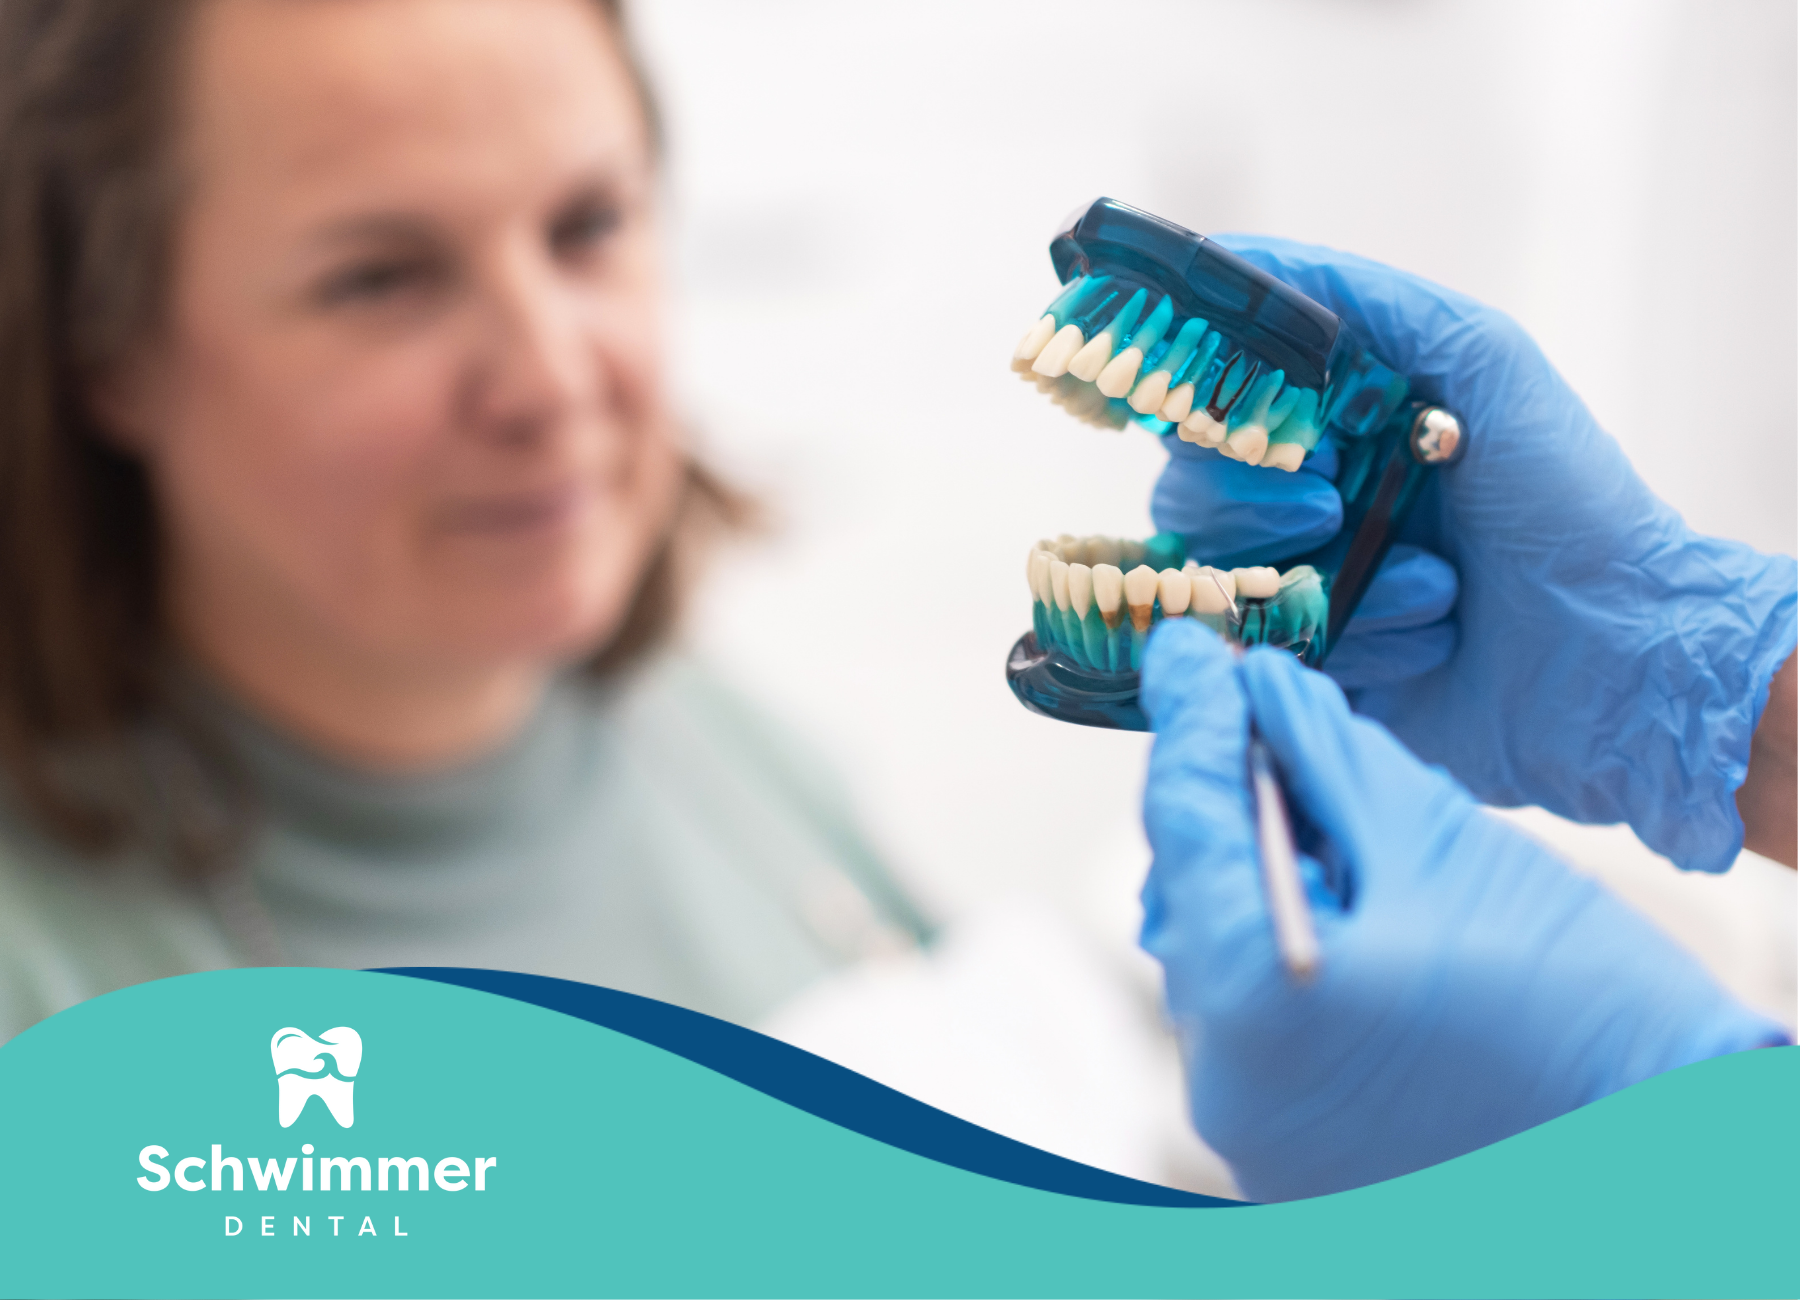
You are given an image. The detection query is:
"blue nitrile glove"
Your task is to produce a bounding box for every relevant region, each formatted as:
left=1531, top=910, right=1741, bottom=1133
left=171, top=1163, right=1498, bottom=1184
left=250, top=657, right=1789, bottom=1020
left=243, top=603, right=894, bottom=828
left=1152, top=236, right=1798, bottom=872
left=1138, top=620, right=1788, bottom=1202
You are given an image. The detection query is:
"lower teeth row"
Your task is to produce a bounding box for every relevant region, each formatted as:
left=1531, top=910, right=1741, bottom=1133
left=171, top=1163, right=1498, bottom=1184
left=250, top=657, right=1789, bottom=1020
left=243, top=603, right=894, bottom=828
left=1027, top=536, right=1326, bottom=673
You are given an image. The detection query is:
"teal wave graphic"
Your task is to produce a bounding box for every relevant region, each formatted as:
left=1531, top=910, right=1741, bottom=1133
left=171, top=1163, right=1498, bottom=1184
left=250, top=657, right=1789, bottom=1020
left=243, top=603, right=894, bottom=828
left=381, top=967, right=1232, bottom=1207
left=0, top=966, right=1790, bottom=1298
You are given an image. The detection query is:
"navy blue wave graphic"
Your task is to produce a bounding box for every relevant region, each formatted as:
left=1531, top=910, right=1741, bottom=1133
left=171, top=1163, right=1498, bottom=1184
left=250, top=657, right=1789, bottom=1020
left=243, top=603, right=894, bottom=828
left=380, top=967, right=1240, bottom=1208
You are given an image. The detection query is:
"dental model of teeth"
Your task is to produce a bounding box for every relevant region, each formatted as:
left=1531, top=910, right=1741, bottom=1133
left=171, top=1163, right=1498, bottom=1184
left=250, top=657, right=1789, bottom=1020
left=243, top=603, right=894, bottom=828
left=1012, top=276, right=1325, bottom=472
left=1027, top=533, right=1327, bottom=673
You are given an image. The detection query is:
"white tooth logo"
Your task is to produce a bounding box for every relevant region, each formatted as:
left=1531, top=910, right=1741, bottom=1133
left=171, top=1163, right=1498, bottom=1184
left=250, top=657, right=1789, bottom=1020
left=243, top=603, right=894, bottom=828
left=271, top=1027, right=362, bottom=1129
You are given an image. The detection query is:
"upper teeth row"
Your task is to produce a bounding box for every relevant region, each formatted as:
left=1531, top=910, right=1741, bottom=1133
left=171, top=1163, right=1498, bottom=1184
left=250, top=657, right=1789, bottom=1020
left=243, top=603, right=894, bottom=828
left=1011, top=277, right=1324, bottom=472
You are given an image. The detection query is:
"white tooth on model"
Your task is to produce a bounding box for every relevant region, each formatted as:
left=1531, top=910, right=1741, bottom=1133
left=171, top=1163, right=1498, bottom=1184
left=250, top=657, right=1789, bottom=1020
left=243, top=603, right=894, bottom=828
left=1032, top=324, right=1086, bottom=377
left=1067, top=563, right=1094, bottom=620
left=1120, top=538, right=1147, bottom=565
left=1226, top=425, right=1269, bottom=465
left=1066, top=331, right=1115, bottom=383
left=1181, top=410, right=1228, bottom=446
left=1232, top=566, right=1281, bottom=599
left=1159, top=382, right=1195, bottom=422
left=1092, top=564, right=1124, bottom=629
left=1095, top=347, right=1145, bottom=398
left=1014, top=315, right=1057, bottom=365
left=1124, top=564, right=1159, bottom=632
left=1050, top=559, right=1071, bottom=611
left=1157, top=568, right=1190, bottom=616
left=1056, top=533, right=1079, bottom=561
left=1029, top=550, right=1052, bottom=602
left=1087, top=535, right=1122, bottom=568
left=1264, top=443, right=1306, bottom=472
left=1128, top=370, right=1172, bottom=414
left=1188, top=568, right=1231, bottom=614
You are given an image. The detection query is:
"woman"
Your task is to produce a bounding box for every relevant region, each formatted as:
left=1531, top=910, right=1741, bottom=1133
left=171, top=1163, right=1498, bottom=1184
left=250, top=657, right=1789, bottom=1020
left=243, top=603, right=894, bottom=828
left=0, top=0, right=927, bottom=1042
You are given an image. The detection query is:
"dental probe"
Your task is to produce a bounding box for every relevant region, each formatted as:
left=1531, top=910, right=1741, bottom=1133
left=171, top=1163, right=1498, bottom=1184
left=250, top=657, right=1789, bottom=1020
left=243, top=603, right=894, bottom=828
left=1205, top=569, right=1320, bottom=982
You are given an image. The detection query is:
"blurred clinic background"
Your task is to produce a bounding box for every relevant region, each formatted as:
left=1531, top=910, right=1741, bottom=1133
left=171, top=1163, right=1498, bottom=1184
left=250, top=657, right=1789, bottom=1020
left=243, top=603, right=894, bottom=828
left=629, top=0, right=1796, bottom=1190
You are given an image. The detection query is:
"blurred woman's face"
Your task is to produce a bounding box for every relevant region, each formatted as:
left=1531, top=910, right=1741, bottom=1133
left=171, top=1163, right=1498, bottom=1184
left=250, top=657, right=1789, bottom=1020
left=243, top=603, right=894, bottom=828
left=115, top=0, right=680, bottom=704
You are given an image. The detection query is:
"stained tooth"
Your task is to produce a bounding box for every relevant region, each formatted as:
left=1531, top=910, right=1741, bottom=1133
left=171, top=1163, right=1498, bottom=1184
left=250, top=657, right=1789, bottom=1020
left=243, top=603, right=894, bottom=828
left=1092, top=564, right=1124, bottom=629
left=1128, top=370, right=1172, bottom=414
left=1157, top=568, right=1190, bottom=616
left=1123, top=564, right=1159, bottom=632
left=1095, top=347, right=1144, bottom=398
left=1119, top=537, right=1147, bottom=565
left=1158, top=383, right=1195, bottom=422
left=1032, top=324, right=1086, bottom=377
left=1232, top=566, right=1281, bottom=599
left=1050, top=559, right=1071, bottom=611
left=1066, top=331, right=1115, bottom=383
left=1067, top=563, right=1094, bottom=620
left=1013, top=315, right=1058, bottom=366
left=1264, top=443, right=1306, bottom=472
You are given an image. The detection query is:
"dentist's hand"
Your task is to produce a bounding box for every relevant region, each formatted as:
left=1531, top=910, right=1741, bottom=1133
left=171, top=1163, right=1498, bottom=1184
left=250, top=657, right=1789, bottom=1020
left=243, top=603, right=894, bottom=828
left=1152, top=237, right=1797, bottom=872
left=1138, top=621, right=1786, bottom=1202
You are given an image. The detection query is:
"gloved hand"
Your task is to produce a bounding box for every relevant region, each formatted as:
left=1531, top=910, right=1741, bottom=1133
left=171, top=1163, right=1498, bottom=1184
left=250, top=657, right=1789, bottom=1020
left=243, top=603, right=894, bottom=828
left=1152, top=237, right=1798, bottom=872
left=1138, top=620, right=1787, bottom=1202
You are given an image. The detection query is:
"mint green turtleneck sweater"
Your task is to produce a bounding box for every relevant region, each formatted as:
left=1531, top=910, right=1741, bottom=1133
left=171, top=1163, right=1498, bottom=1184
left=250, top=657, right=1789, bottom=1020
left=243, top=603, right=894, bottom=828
left=0, top=655, right=929, bottom=1044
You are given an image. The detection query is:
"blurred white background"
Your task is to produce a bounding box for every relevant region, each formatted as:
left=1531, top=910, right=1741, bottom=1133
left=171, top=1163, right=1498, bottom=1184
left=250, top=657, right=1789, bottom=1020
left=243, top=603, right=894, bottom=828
left=629, top=0, right=1796, bottom=1188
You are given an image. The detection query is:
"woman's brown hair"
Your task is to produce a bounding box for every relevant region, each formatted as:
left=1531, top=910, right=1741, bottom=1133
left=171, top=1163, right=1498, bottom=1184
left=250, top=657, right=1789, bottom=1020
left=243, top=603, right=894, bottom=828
left=0, top=0, right=745, bottom=869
